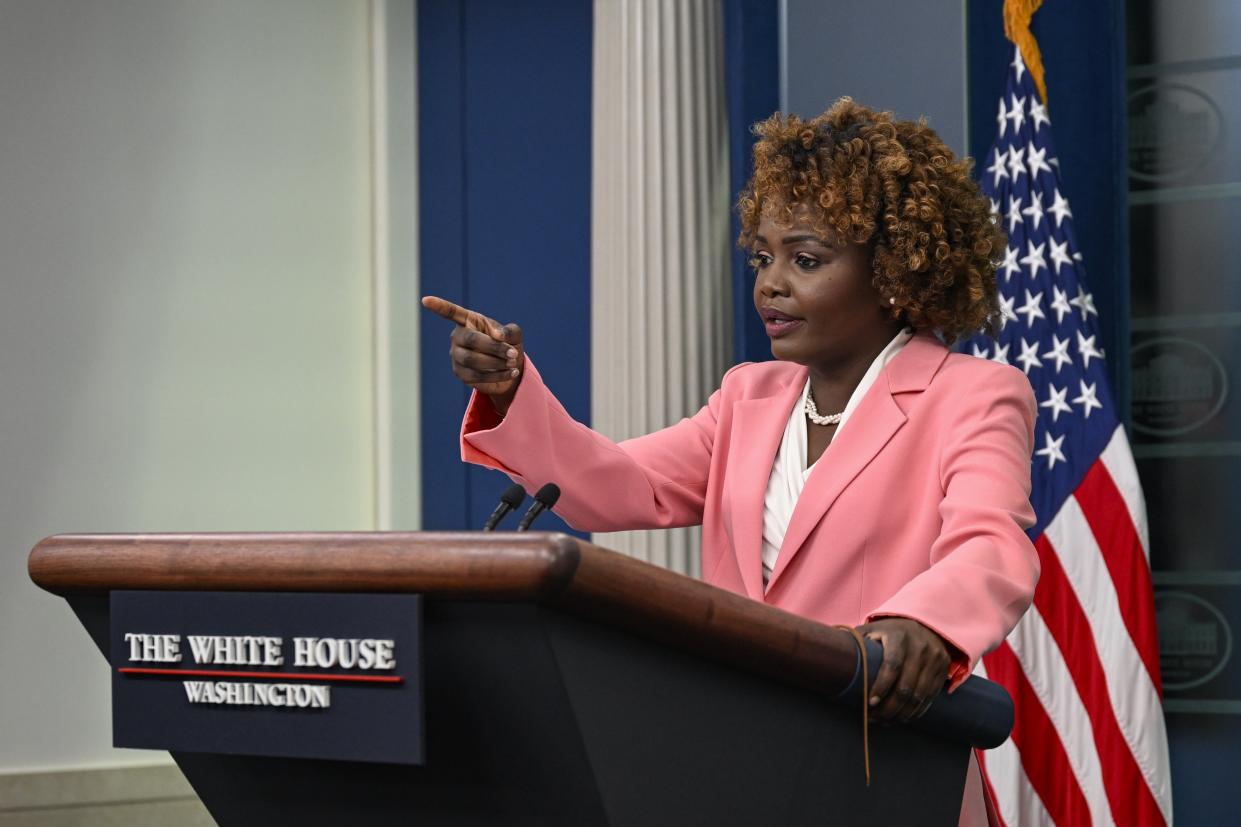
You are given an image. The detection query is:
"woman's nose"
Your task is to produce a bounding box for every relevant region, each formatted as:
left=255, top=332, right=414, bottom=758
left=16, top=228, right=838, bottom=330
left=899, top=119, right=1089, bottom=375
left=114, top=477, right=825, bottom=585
left=756, top=265, right=789, bottom=297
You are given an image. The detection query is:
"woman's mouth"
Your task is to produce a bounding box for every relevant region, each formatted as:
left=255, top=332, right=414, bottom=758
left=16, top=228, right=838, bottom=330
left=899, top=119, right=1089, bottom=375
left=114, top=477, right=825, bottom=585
left=759, top=307, right=804, bottom=338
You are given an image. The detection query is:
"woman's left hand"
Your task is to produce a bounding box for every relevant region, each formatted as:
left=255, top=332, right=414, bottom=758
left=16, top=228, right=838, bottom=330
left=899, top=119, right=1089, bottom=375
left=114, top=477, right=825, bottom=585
left=855, top=617, right=953, bottom=724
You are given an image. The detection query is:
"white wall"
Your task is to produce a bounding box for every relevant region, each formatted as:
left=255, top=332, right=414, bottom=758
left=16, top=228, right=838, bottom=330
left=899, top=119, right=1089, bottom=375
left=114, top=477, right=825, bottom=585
left=0, top=0, right=404, bottom=772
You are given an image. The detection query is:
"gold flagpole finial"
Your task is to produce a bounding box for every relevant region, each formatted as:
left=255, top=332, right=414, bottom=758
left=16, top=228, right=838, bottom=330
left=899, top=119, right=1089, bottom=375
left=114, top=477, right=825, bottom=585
left=1003, top=0, right=1048, bottom=105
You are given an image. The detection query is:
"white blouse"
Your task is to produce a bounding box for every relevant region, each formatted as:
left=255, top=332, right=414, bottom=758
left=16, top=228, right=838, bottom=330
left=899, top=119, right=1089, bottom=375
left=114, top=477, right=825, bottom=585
left=760, top=329, right=915, bottom=587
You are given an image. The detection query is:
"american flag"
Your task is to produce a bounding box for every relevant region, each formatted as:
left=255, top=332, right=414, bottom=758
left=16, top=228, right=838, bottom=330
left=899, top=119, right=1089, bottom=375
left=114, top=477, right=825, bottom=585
left=963, top=45, right=1173, bottom=826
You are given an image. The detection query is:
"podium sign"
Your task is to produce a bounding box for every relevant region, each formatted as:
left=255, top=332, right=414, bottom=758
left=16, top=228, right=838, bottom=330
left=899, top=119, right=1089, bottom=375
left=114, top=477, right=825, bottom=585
left=111, top=591, right=424, bottom=764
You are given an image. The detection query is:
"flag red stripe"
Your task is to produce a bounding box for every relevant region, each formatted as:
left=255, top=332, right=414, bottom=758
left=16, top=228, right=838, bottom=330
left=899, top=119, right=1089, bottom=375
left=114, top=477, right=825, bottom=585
left=984, top=643, right=1091, bottom=827
left=1073, top=461, right=1163, bottom=695
left=1033, top=533, right=1166, bottom=826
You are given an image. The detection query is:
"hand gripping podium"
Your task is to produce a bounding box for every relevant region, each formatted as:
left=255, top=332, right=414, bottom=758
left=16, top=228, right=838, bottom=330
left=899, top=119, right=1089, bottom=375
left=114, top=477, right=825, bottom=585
left=29, top=532, right=1012, bottom=826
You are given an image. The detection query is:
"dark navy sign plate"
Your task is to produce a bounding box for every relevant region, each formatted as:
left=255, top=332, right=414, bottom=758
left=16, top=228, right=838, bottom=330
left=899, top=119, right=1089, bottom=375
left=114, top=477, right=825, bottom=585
left=111, top=591, right=423, bottom=764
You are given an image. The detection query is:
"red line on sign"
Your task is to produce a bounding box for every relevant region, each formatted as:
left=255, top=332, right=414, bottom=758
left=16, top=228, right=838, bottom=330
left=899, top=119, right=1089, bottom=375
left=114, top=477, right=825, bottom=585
left=118, top=667, right=403, bottom=684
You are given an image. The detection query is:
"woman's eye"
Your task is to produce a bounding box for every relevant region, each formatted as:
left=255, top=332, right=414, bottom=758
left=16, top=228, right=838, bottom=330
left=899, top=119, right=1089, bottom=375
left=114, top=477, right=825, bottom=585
left=795, top=253, right=820, bottom=270
left=749, top=253, right=772, bottom=269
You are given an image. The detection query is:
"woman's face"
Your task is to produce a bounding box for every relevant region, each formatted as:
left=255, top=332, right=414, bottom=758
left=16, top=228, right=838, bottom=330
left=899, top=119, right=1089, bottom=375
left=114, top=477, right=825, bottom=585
left=751, top=207, right=894, bottom=369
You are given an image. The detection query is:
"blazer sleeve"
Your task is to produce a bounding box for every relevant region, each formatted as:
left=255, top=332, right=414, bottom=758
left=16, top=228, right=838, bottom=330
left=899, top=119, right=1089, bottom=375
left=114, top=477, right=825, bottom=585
left=461, top=355, right=731, bottom=532
left=866, top=365, right=1040, bottom=690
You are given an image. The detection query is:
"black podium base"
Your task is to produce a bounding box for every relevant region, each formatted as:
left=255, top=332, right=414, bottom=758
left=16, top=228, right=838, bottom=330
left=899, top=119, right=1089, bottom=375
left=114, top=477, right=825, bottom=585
left=72, top=597, right=967, bottom=826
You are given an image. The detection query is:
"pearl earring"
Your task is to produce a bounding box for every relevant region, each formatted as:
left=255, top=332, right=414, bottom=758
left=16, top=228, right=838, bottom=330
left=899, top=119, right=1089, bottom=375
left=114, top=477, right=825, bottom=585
left=888, top=297, right=896, bottom=305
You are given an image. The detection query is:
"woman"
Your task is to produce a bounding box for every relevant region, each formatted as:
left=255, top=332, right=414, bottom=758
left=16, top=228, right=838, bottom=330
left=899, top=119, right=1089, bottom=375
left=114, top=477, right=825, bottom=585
left=423, top=98, right=1038, bottom=825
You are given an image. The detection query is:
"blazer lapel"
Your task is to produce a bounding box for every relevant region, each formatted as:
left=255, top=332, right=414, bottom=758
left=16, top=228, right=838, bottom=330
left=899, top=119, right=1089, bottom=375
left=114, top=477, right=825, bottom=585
left=726, top=371, right=807, bottom=600
left=766, top=334, right=950, bottom=592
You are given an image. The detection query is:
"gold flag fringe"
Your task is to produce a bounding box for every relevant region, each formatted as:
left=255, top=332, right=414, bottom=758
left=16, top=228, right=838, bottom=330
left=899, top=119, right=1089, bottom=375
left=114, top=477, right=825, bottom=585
left=1003, top=0, right=1048, bottom=105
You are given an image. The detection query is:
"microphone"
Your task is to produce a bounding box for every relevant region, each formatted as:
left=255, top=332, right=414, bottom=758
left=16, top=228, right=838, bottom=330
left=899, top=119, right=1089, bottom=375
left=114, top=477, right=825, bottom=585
left=482, top=483, right=527, bottom=531
left=515, top=483, right=561, bottom=531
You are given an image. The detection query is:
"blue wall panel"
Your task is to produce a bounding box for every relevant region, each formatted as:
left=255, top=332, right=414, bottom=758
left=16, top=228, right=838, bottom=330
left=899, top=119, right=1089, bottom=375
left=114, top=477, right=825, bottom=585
left=725, top=0, right=780, bottom=366
left=418, top=0, right=470, bottom=530
left=783, top=0, right=968, bottom=157
left=419, top=0, right=592, bottom=533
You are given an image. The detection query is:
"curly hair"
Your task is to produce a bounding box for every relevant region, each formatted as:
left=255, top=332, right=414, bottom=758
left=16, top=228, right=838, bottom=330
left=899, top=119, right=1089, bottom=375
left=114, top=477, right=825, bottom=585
left=737, top=98, right=1004, bottom=343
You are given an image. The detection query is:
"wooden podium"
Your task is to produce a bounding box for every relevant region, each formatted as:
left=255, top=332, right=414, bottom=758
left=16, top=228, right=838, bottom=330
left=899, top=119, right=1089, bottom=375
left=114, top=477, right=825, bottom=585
left=29, top=532, right=1011, bottom=826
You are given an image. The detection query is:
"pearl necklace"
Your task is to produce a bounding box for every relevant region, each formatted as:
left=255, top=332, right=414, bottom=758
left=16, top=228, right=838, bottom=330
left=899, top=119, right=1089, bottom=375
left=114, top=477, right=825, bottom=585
left=805, top=388, right=844, bottom=426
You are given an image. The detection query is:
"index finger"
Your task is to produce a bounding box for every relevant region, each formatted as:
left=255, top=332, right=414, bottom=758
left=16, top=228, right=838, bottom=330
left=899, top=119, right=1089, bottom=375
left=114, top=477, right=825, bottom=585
left=421, top=295, right=471, bottom=325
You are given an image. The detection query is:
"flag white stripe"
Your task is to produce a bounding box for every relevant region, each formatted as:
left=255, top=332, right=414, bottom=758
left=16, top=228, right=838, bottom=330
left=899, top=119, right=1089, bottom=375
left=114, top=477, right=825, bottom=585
left=1008, top=607, right=1116, bottom=826
left=1045, top=497, right=1173, bottom=821
left=975, top=661, right=1054, bottom=827
left=1098, top=425, right=1150, bottom=555
left=980, top=738, right=1054, bottom=827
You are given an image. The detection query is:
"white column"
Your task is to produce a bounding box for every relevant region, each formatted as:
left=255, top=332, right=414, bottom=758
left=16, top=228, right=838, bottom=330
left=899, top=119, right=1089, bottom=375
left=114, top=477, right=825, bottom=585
left=591, top=0, right=733, bottom=577
left=368, top=0, right=421, bottom=531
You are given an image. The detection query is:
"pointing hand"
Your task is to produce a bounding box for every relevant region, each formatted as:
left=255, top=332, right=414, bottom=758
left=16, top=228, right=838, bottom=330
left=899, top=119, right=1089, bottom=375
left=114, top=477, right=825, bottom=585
left=421, top=296, right=525, bottom=414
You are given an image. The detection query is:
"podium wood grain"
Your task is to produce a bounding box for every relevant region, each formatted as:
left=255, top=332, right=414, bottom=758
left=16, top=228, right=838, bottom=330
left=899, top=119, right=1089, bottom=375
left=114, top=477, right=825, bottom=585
left=29, top=531, right=860, bottom=698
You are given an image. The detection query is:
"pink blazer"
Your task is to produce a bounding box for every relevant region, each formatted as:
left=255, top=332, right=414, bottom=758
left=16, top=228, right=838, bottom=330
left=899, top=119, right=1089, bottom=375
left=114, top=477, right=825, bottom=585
left=461, top=331, right=1039, bottom=690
